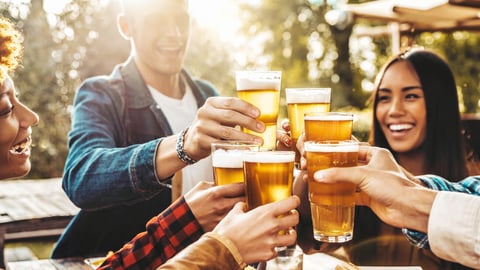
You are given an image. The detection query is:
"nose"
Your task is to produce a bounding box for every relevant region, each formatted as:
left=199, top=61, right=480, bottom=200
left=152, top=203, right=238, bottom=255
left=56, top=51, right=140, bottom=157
left=17, top=102, right=39, bottom=128
left=388, top=97, right=406, bottom=116
left=162, top=17, right=188, bottom=38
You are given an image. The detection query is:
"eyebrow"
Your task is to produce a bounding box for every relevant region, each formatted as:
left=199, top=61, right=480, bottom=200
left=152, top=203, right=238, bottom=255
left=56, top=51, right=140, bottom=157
left=378, top=85, right=422, bottom=92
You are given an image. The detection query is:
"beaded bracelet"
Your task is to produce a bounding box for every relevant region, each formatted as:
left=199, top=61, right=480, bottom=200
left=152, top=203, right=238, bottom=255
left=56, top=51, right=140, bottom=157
left=176, top=127, right=198, bottom=165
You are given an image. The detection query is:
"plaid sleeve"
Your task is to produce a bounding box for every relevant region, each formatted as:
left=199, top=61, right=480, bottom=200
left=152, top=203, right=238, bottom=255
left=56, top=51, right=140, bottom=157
left=98, top=196, right=204, bottom=270
left=403, top=175, right=480, bottom=249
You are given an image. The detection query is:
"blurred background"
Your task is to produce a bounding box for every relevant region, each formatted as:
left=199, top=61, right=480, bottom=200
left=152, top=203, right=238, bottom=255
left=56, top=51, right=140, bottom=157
left=2, top=0, right=480, bottom=179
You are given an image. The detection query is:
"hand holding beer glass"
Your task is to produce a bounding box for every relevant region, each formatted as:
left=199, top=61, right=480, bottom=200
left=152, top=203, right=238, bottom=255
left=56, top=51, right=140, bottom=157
left=305, top=140, right=359, bottom=243
left=242, top=151, right=295, bottom=210
left=211, top=141, right=260, bottom=186
left=286, top=88, right=331, bottom=166
left=236, top=71, right=282, bottom=150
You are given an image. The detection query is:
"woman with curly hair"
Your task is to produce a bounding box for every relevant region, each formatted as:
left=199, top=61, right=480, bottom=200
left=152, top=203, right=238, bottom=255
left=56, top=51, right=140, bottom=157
left=0, top=17, right=39, bottom=180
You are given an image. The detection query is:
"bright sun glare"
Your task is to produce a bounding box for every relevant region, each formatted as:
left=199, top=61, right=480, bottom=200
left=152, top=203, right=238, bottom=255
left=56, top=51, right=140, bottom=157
left=189, top=0, right=242, bottom=42
left=44, top=0, right=242, bottom=42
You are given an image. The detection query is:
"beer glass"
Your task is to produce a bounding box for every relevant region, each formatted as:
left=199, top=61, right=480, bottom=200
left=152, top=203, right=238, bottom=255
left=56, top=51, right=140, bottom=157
left=304, top=140, right=359, bottom=243
left=286, top=88, right=331, bottom=166
left=266, top=245, right=303, bottom=270
left=236, top=71, right=282, bottom=150
left=211, top=141, right=260, bottom=186
left=242, top=151, right=295, bottom=211
left=304, top=112, right=354, bottom=141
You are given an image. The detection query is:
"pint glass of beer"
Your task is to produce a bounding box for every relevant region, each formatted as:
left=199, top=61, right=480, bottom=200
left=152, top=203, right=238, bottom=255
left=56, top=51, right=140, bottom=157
left=305, top=140, right=359, bottom=243
left=211, top=141, right=260, bottom=186
left=286, top=88, right=331, bottom=165
left=242, top=151, right=295, bottom=211
left=236, top=71, right=282, bottom=150
left=304, top=112, right=354, bottom=141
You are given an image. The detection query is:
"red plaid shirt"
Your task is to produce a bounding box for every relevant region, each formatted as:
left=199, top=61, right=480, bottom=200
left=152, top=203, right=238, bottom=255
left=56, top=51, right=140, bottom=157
left=98, top=197, right=203, bottom=270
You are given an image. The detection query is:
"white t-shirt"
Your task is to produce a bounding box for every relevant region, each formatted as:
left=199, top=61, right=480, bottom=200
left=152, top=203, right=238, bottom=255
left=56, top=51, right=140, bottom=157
left=148, top=84, right=213, bottom=194
left=428, top=191, right=480, bottom=269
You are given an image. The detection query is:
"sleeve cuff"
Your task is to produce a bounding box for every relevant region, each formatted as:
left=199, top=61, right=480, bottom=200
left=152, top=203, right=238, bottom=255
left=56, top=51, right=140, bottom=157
left=204, top=232, right=247, bottom=269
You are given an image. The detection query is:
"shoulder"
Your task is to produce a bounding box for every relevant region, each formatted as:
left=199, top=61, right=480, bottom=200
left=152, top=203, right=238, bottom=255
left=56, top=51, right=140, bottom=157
left=77, top=69, right=126, bottom=98
left=194, top=79, right=219, bottom=96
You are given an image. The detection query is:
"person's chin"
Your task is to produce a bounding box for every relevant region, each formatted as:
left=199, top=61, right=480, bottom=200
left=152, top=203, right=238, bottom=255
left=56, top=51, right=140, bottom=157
left=11, top=163, right=32, bottom=179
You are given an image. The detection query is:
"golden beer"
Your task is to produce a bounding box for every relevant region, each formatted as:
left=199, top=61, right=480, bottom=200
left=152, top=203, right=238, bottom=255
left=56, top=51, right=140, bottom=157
left=304, top=112, right=353, bottom=141
left=243, top=151, right=295, bottom=211
left=211, top=141, right=260, bottom=186
left=286, top=88, right=331, bottom=165
left=236, top=71, right=281, bottom=150
left=305, top=140, right=358, bottom=243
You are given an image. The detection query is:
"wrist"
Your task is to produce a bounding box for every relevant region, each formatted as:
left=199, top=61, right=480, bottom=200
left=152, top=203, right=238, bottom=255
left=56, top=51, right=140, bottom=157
left=403, top=187, right=437, bottom=232
left=176, top=127, right=198, bottom=165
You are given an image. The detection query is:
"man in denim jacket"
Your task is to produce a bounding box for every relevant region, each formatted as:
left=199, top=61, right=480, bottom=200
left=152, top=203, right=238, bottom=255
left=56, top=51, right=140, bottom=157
left=52, top=0, right=264, bottom=258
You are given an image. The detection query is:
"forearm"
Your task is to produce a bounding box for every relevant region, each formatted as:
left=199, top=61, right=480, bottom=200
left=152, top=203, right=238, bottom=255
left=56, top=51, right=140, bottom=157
left=157, top=232, right=246, bottom=270
left=98, top=197, right=204, bottom=270
left=64, top=138, right=168, bottom=209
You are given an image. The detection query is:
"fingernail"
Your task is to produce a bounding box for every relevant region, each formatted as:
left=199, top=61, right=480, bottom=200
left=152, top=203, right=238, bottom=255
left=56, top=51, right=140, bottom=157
left=256, top=122, right=265, bottom=131
left=251, top=108, right=260, bottom=118
left=314, top=171, right=325, bottom=180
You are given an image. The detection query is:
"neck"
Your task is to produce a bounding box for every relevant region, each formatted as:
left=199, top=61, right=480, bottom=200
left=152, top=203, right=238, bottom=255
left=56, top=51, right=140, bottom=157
left=134, top=58, right=184, bottom=99
left=396, top=148, right=427, bottom=176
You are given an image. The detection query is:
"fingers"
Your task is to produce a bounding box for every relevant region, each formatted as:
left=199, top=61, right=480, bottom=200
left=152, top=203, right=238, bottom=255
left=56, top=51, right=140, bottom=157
left=267, top=196, right=300, bottom=217
left=210, top=182, right=245, bottom=198
left=274, top=229, right=298, bottom=248
left=280, top=118, right=291, bottom=132
left=199, top=97, right=265, bottom=133
left=314, top=166, right=364, bottom=186
left=277, top=129, right=292, bottom=149
left=208, top=96, right=260, bottom=119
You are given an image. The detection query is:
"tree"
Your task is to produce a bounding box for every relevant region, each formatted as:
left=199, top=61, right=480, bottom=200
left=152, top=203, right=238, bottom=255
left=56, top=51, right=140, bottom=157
left=238, top=0, right=369, bottom=111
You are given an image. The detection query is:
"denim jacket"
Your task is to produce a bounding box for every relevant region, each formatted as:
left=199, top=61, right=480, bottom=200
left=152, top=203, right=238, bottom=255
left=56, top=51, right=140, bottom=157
left=51, top=57, right=218, bottom=258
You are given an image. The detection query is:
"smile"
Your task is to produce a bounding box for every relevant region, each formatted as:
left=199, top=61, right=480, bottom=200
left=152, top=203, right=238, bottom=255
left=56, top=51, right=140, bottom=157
left=388, top=123, right=414, bottom=132
left=10, top=137, right=32, bottom=155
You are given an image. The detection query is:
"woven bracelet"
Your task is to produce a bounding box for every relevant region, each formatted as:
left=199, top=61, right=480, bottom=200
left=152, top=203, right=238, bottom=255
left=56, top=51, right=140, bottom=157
left=176, top=127, right=198, bottom=165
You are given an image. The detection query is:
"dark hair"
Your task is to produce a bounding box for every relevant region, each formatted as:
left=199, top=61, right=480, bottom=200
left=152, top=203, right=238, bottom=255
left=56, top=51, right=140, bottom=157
left=369, top=48, right=468, bottom=181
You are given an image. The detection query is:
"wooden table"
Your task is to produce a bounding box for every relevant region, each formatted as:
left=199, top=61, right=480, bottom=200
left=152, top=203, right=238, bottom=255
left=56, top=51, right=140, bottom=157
left=0, top=178, right=79, bottom=268
left=7, top=257, right=92, bottom=270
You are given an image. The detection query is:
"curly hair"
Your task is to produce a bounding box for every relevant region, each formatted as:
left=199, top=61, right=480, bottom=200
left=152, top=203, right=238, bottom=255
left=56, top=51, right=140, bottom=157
left=0, top=17, right=22, bottom=83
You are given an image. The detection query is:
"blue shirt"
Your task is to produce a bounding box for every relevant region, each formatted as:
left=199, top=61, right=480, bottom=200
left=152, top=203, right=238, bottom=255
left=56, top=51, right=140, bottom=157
left=51, top=57, right=218, bottom=258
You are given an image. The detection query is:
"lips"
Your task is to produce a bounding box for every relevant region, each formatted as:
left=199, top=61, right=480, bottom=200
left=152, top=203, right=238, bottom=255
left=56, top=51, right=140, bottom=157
left=156, top=43, right=184, bottom=53
left=388, top=123, right=414, bottom=132
left=10, top=136, right=32, bottom=155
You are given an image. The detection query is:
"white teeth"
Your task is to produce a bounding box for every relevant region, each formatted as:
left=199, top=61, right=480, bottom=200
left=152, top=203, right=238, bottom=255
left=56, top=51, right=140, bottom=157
left=389, top=124, right=414, bottom=131
left=10, top=137, right=32, bottom=154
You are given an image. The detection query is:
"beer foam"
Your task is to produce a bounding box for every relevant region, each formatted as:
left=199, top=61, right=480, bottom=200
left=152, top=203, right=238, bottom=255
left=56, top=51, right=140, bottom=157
left=304, top=113, right=353, bottom=121
left=286, top=88, right=331, bottom=104
left=243, top=151, right=295, bottom=163
left=212, top=149, right=245, bottom=168
left=236, top=71, right=281, bottom=90
left=304, top=141, right=359, bottom=152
